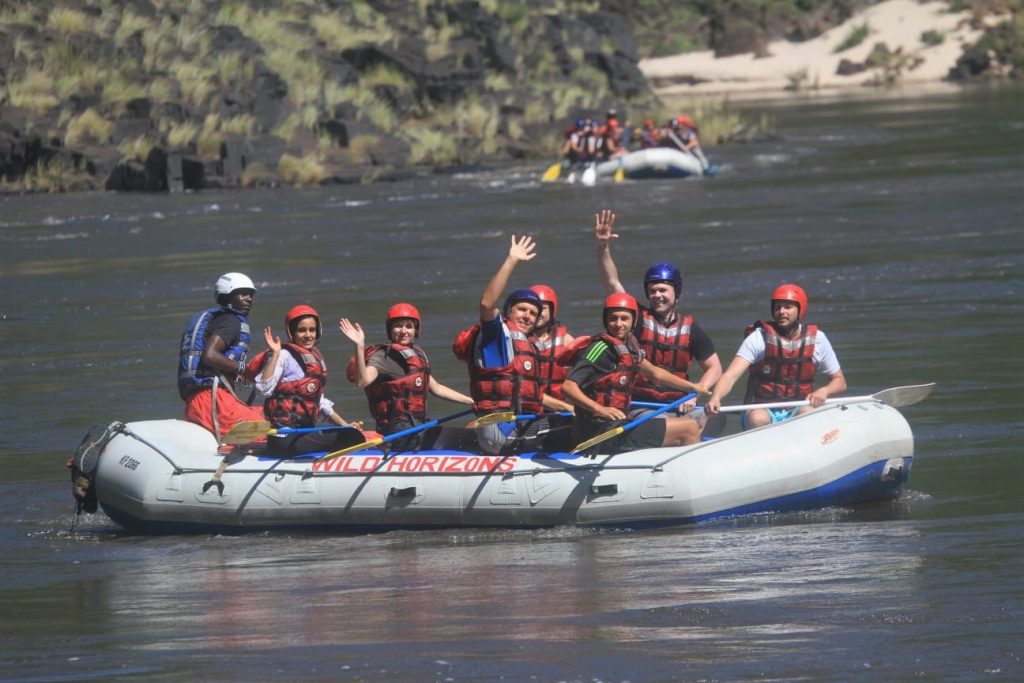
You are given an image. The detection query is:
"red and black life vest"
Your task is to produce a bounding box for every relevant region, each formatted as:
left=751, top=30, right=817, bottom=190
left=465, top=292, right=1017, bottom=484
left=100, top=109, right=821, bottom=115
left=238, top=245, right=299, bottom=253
left=533, top=324, right=569, bottom=399
left=561, top=333, right=644, bottom=416
left=633, top=308, right=694, bottom=402
left=452, top=321, right=542, bottom=415
left=745, top=320, right=819, bottom=402
left=247, top=344, right=327, bottom=428
left=348, top=343, right=430, bottom=433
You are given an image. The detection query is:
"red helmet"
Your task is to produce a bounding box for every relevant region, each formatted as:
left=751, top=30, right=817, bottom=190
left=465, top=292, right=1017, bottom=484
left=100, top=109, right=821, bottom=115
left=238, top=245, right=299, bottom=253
left=386, top=302, right=421, bottom=337
left=530, top=284, right=558, bottom=320
left=771, top=284, right=808, bottom=319
left=285, top=305, right=321, bottom=340
left=676, top=114, right=696, bottom=130
left=603, top=292, right=639, bottom=323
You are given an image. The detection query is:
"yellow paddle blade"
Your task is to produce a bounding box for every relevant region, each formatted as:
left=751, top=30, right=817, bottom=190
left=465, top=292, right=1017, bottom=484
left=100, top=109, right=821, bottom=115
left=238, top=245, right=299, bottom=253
left=316, top=436, right=382, bottom=463
left=569, top=425, right=624, bottom=455
left=469, top=412, right=517, bottom=428
left=541, top=162, right=562, bottom=182
left=222, top=420, right=273, bottom=444
left=614, top=167, right=625, bottom=182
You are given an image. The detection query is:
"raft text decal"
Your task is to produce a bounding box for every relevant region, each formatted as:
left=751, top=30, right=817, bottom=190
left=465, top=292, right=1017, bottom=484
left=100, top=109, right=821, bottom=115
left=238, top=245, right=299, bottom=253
left=820, top=428, right=840, bottom=445
left=311, top=454, right=519, bottom=474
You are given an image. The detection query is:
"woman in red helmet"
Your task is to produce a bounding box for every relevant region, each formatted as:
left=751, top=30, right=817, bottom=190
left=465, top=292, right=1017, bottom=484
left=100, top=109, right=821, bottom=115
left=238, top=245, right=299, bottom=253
left=706, top=284, right=847, bottom=429
left=340, top=303, right=472, bottom=450
left=560, top=293, right=710, bottom=454
left=529, top=284, right=575, bottom=401
left=248, top=305, right=357, bottom=456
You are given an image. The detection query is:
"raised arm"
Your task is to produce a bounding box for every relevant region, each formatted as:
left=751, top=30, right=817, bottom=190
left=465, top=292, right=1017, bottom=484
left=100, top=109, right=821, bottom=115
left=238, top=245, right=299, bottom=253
left=594, top=209, right=626, bottom=295
left=338, top=318, right=379, bottom=387
left=480, top=234, right=536, bottom=322
left=258, top=326, right=283, bottom=383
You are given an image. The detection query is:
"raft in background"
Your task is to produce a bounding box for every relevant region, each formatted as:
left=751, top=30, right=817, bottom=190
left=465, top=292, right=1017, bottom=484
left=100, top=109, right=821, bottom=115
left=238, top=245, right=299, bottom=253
left=595, top=147, right=712, bottom=180
left=80, top=401, right=915, bottom=534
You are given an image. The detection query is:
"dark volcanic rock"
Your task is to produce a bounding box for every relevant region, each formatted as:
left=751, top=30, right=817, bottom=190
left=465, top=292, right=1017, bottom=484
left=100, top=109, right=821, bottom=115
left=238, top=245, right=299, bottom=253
left=836, top=58, right=868, bottom=76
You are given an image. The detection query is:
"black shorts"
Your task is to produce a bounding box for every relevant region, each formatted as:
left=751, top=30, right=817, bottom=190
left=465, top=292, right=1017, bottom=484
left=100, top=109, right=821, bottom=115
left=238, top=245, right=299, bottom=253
left=572, top=417, right=666, bottom=455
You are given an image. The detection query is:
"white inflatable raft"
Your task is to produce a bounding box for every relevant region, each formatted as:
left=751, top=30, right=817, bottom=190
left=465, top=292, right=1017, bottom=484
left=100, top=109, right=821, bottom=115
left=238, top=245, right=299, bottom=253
left=81, top=402, right=914, bottom=534
left=595, top=148, right=707, bottom=180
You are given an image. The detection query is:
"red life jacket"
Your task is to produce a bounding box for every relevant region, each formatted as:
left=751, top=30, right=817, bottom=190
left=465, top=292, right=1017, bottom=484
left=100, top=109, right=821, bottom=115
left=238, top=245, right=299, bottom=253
left=452, top=321, right=542, bottom=414
left=633, top=308, right=694, bottom=402
left=583, top=334, right=643, bottom=413
left=347, top=343, right=430, bottom=433
left=247, top=344, right=327, bottom=428
left=533, top=324, right=569, bottom=399
left=745, top=320, right=819, bottom=402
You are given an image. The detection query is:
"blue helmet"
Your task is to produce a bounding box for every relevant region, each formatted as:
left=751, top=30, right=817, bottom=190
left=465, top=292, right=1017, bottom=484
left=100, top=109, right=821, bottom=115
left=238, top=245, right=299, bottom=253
left=503, top=288, right=543, bottom=317
left=575, top=118, right=586, bottom=128
left=643, top=263, right=682, bottom=299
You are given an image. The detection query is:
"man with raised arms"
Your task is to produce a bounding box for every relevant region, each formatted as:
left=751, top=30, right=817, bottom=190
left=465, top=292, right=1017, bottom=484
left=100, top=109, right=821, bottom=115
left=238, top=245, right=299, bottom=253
left=452, top=235, right=574, bottom=454
left=593, top=209, right=722, bottom=418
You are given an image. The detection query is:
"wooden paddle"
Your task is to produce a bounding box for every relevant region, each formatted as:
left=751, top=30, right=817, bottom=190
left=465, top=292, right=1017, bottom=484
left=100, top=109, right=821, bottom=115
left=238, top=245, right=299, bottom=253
left=222, top=420, right=365, bottom=445
left=541, top=162, right=562, bottom=182
left=569, top=392, right=697, bottom=455
left=315, top=408, right=475, bottom=462
left=635, top=383, right=936, bottom=414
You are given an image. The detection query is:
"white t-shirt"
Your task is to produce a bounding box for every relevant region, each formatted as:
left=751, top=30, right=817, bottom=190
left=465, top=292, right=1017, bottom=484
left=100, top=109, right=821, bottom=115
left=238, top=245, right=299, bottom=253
left=736, top=325, right=841, bottom=376
left=254, top=350, right=335, bottom=417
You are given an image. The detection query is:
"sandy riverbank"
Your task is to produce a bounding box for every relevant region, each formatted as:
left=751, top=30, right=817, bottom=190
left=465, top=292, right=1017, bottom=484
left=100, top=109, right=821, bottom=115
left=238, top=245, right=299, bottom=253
left=640, top=0, right=999, bottom=100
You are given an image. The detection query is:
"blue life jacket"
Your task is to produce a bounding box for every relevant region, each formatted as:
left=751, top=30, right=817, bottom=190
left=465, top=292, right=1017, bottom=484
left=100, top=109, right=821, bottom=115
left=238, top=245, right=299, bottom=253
left=177, top=306, right=250, bottom=400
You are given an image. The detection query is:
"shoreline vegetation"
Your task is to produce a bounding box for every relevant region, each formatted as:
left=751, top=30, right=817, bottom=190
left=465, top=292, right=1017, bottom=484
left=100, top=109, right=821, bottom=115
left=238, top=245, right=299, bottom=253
left=0, top=0, right=1019, bottom=194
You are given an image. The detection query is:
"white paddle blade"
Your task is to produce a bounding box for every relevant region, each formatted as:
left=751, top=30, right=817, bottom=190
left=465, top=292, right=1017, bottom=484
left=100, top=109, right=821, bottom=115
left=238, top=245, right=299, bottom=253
left=581, top=165, right=596, bottom=186
left=872, top=383, right=935, bottom=407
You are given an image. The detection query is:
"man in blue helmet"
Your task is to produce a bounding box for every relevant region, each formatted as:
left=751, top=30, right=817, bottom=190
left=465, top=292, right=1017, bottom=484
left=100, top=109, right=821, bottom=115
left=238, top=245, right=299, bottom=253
left=593, top=209, right=722, bottom=417
left=453, top=235, right=574, bottom=454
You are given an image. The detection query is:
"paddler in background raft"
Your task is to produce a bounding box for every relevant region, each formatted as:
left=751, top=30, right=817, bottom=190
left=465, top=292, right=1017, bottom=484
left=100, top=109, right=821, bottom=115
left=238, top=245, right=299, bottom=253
left=244, top=305, right=359, bottom=457
left=177, top=272, right=265, bottom=439
left=706, top=284, right=847, bottom=429
left=560, top=293, right=710, bottom=453
left=452, top=235, right=574, bottom=455
left=340, top=303, right=472, bottom=451
left=593, top=209, right=723, bottom=425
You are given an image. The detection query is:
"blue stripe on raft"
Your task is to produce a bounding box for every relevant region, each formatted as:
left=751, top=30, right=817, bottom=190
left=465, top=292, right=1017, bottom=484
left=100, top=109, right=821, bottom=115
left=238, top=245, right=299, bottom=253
left=612, top=456, right=913, bottom=530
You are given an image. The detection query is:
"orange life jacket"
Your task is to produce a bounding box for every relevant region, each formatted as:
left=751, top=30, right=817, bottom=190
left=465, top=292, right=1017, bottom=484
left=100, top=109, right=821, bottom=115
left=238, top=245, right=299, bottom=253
left=452, top=321, right=542, bottom=414
left=533, top=324, right=569, bottom=400
left=247, top=344, right=327, bottom=428
left=745, top=320, right=819, bottom=402
left=633, top=308, right=694, bottom=402
left=348, top=343, right=430, bottom=433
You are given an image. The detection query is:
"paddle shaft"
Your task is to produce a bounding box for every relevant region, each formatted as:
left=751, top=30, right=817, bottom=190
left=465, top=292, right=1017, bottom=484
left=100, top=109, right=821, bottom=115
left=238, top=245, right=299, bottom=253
left=570, top=392, right=696, bottom=454
left=633, top=383, right=936, bottom=414
left=317, top=408, right=475, bottom=462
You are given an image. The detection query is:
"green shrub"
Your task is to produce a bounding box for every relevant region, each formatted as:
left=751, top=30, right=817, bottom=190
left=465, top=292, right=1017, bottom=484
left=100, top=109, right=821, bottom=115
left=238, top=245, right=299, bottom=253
left=834, top=22, right=870, bottom=53
left=921, top=30, right=944, bottom=46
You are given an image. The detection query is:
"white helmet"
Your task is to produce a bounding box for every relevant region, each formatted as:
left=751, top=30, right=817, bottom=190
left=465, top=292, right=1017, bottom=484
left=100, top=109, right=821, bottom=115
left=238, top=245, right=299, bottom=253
left=215, top=272, right=256, bottom=299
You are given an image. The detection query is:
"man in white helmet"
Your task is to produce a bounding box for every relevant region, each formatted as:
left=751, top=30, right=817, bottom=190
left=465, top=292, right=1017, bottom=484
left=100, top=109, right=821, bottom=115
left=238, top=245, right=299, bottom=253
left=178, top=272, right=264, bottom=438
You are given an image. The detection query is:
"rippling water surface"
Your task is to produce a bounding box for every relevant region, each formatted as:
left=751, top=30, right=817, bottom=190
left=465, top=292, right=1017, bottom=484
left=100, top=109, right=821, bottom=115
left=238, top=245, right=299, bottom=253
left=1, top=84, right=1021, bottom=681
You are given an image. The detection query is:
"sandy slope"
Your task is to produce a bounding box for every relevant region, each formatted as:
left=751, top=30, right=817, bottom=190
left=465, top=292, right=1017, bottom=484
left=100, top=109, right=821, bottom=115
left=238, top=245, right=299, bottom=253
left=640, top=0, right=995, bottom=99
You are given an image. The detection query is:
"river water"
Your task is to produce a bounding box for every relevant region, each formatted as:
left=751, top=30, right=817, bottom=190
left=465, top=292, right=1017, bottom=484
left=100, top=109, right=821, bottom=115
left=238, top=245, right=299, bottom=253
left=1, top=84, right=1021, bottom=681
